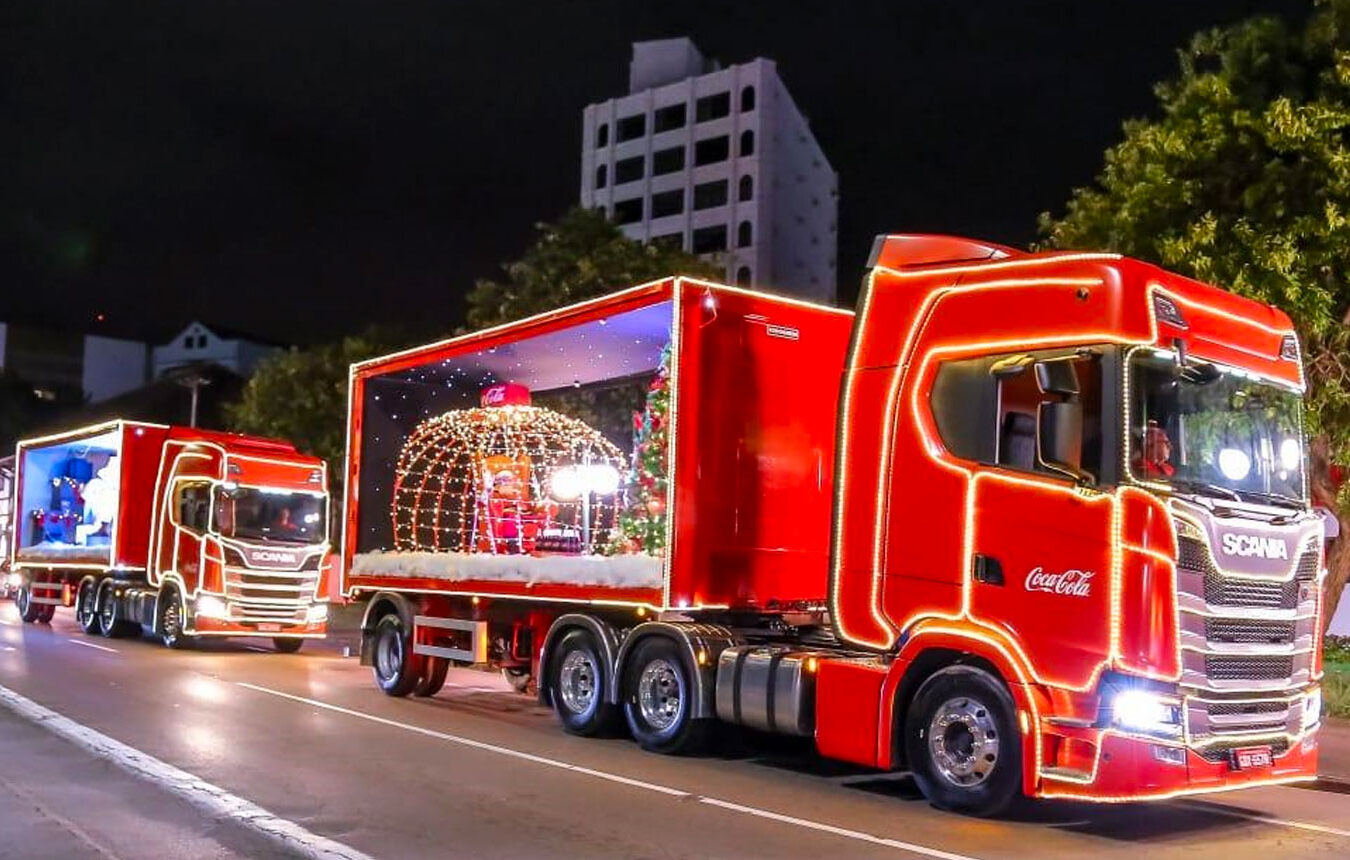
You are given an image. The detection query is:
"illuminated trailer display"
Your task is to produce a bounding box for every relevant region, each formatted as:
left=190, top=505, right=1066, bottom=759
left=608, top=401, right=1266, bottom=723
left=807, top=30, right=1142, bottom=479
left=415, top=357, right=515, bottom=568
left=344, top=238, right=1325, bottom=816
left=10, top=420, right=333, bottom=651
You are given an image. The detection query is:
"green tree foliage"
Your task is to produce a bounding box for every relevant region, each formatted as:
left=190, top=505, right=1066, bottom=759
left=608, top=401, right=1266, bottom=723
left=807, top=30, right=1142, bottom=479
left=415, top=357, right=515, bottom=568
left=464, top=207, right=722, bottom=329
left=1039, top=0, right=1350, bottom=626
left=225, top=328, right=414, bottom=492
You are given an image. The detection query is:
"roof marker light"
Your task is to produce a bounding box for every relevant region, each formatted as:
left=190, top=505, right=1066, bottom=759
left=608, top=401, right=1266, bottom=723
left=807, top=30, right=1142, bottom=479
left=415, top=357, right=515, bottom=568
left=1152, top=294, right=1188, bottom=329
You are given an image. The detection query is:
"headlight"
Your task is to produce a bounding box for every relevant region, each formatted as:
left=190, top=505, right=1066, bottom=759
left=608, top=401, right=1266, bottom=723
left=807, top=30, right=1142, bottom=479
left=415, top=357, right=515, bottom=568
left=1303, top=689, right=1322, bottom=729
left=195, top=595, right=229, bottom=619
left=1112, top=688, right=1182, bottom=736
left=305, top=603, right=329, bottom=624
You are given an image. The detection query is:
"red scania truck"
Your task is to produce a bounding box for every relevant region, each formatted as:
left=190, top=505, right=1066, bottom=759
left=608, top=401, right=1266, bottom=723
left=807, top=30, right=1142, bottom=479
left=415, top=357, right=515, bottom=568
left=10, top=419, right=333, bottom=651
left=342, top=235, right=1325, bottom=814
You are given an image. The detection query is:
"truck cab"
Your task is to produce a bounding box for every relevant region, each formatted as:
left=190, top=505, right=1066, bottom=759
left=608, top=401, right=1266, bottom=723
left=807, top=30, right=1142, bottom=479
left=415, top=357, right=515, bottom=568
left=149, top=431, right=332, bottom=648
left=827, top=236, right=1322, bottom=806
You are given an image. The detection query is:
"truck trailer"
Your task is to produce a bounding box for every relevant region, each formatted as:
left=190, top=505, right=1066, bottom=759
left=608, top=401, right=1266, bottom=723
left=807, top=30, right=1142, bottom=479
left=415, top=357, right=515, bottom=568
left=10, top=419, right=332, bottom=651
left=343, top=235, right=1325, bottom=814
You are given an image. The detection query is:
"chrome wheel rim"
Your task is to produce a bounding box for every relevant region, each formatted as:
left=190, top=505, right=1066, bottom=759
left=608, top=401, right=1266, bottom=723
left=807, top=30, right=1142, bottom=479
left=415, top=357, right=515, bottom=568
left=375, top=626, right=403, bottom=682
left=558, top=649, right=598, bottom=715
left=99, top=586, right=115, bottom=631
left=78, top=584, right=96, bottom=626
left=637, top=658, right=682, bottom=732
left=928, top=696, right=1000, bottom=787
left=162, top=598, right=181, bottom=640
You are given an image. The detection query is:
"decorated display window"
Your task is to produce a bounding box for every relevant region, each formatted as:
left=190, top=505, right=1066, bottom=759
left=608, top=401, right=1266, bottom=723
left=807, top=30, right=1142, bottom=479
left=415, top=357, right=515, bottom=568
left=352, top=300, right=674, bottom=589
left=17, top=429, right=122, bottom=563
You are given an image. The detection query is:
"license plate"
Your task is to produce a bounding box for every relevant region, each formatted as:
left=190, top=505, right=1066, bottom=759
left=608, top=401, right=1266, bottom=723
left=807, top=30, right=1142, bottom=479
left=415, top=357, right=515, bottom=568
left=257, top=623, right=282, bottom=632
left=1232, top=746, right=1273, bottom=769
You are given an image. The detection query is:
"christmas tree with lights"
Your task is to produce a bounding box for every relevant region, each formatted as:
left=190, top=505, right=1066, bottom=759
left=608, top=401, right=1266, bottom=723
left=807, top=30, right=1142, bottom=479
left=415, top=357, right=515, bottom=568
left=615, top=345, right=671, bottom=555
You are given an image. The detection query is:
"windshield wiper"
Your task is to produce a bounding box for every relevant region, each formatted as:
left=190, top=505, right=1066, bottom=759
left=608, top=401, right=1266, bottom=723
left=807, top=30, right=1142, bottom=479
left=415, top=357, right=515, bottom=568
left=1234, top=488, right=1304, bottom=509
left=1168, top=478, right=1242, bottom=502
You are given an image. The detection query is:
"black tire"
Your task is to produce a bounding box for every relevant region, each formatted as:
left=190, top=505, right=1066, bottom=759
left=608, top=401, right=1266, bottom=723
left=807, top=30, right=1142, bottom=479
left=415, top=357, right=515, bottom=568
left=371, top=613, right=422, bottom=697
left=904, top=665, right=1023, bottom=817
left=548, top=629, right=619, bottom=737
left=37, top=603, right=55, bottom=624
left=96, top=579, right=135, bottom=639
left=414, top=656, right=449, bottom=696
left=621, top=637, right=708, bottom=755
left=158, top=587, right=195, bottom=649
left=76, top=578, right=101, bottom=634
left=273, top=637, right=304, bottom=654
left=15, top=583, right=42, bottom=623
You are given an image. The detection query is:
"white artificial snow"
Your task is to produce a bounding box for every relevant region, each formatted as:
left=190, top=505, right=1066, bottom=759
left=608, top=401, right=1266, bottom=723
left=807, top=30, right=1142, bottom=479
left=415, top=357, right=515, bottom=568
left=16, top=542, right=111, bottom=564
left=350, top=550, right=664, bottom=589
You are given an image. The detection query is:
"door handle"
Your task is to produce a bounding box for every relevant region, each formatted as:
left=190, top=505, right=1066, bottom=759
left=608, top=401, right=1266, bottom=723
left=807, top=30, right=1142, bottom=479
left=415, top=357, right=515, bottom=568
left=973, top=554, right=1005, bottom=586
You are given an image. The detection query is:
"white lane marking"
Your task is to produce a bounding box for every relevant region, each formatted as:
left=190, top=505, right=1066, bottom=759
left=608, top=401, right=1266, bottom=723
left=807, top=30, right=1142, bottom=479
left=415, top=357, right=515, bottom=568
left=0, top=619, right=15, bottom=626
left=0, top=683, right=374, bottom=860
left=238, top=682, right=977, bottom=860
left=1, top=646, right=15, bottom=652
left=1178, top=800, right=1350, bottom=838
left=68, top=638, right=119, bottom=653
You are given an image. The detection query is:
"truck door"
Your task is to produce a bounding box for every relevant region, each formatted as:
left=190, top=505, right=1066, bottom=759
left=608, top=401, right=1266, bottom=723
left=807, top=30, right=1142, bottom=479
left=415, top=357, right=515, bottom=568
left=157, top=480, right=211, bottom=590
left=967, top=351, right=1115, bottom=690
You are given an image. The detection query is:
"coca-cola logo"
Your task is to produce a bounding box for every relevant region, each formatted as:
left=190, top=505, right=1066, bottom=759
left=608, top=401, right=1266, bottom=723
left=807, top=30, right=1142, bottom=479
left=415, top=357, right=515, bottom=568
left=1025, top=567, right=1095, bottom=597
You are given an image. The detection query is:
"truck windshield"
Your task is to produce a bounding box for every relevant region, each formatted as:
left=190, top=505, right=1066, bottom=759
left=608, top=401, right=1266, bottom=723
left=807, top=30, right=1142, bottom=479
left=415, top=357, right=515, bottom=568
left=213, top=487, right=326, bottom=544
left=1127, top=351, right=1306, bottom=508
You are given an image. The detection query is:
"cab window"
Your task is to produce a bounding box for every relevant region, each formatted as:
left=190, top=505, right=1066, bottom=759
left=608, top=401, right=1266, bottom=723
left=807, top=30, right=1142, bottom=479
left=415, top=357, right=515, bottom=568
left=176, top=482, right=212, bottom=532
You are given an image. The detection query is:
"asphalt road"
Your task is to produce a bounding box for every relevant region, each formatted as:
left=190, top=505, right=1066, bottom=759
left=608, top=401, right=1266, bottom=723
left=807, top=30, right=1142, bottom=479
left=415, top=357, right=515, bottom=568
left=1, top=603, right=1348, bottom=860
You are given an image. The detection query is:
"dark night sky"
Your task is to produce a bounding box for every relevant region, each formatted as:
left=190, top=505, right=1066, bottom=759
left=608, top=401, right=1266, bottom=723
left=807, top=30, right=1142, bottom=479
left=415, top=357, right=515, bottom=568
left=1, top=0, right=1309, bottom=345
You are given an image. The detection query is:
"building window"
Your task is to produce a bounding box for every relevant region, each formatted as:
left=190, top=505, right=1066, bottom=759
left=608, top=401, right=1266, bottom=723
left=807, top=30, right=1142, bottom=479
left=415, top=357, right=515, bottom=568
left=695, top=92, right=730, bottom=122
left=183, top=335, right=193, bottom=349
left=596, top=123, right=609, bottom=147
left=694, top=136, right=729, bottom=166
left=651, top=232, right=684, bottom=250
left=693, top=180, right=728, bottom=210
left=736, top=266, right=752, bottom=286
left=738, top=174, right=753, bottom=201
left=615, top=155, right=644, bottom=184
left=741, top=86, right=756, bottom=112
left=738, top=220, right=753, bottom=248
left=595, top=164, right=607, bottom=189
left=691, top=224, right=728, bottom=254
left=651, top=189, right=684, bottom=218
left=652, top=146, right=685, bottom=175
left=616, top=114, right=646, bottom=142
left=197, top=335, right=208, bottom=348
left=740, top=130, right=755, bottom=157
left=653, top=103, right=687, bottom=133
left=613, top=197, right=643, bottom=224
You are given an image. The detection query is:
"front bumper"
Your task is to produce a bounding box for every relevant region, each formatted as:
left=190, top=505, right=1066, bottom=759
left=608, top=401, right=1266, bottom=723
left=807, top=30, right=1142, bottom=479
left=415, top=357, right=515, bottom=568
left=190, top=615, right=328, bottom=639
left=1037, top=723, right=1318, bottom=801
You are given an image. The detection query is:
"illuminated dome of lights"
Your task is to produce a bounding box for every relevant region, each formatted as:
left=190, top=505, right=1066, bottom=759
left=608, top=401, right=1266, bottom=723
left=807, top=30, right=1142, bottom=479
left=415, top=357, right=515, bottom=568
left=392, top=402, right=626, bottom=555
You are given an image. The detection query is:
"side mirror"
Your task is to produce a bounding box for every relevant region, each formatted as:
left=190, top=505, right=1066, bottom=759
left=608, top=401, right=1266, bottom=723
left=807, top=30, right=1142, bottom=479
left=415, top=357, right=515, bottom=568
left=1035, top=360, right=1080, bottom=396
left=1038, top=401, right=1091, bottom=483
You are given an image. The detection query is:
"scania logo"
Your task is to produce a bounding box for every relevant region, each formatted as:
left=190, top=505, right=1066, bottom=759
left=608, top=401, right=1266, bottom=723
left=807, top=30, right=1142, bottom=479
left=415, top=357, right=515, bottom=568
left=248, top=549, right=298, bottom=565
left=1025, top=567, right=1094, bottom=597
left=1219, top=533, right=1288, bottom=560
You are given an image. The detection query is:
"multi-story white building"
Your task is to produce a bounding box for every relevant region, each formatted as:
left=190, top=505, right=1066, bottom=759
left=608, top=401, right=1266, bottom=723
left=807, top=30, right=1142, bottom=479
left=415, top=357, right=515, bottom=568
left=580, top=38, right=838, bottom=302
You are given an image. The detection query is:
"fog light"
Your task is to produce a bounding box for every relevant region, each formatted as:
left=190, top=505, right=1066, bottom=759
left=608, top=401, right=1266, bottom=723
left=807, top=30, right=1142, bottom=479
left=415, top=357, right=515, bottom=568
left=195, top=595, right=228, bottom=619
left=1303, top=689, right=1322, bottom=729
left=1112, top=688, right=1181, bottom=736
left=305, top=603, right=329, bottom=624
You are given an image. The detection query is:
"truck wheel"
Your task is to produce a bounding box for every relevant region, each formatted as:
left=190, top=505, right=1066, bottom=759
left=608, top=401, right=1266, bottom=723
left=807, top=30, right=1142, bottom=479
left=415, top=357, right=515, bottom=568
left=273, top=637, right=304, bottom=654
left=372, top=613, right=422, bottom=697
left=76, top=579, right=101, bottom=634
left=16, top=584, right=42, bottom=623
left=96, top=579, right=134, bottom=639
left=37, top=603, right=55, bottom=623
left=904, top=665, right=1023, bottom=817
left=158, top=588, right=195, bottom=649
left=414, top=657, right=449, bottom=697
left=621, top=637, right=708, bottom=755
left=549, top=629, right=619, bottom=736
